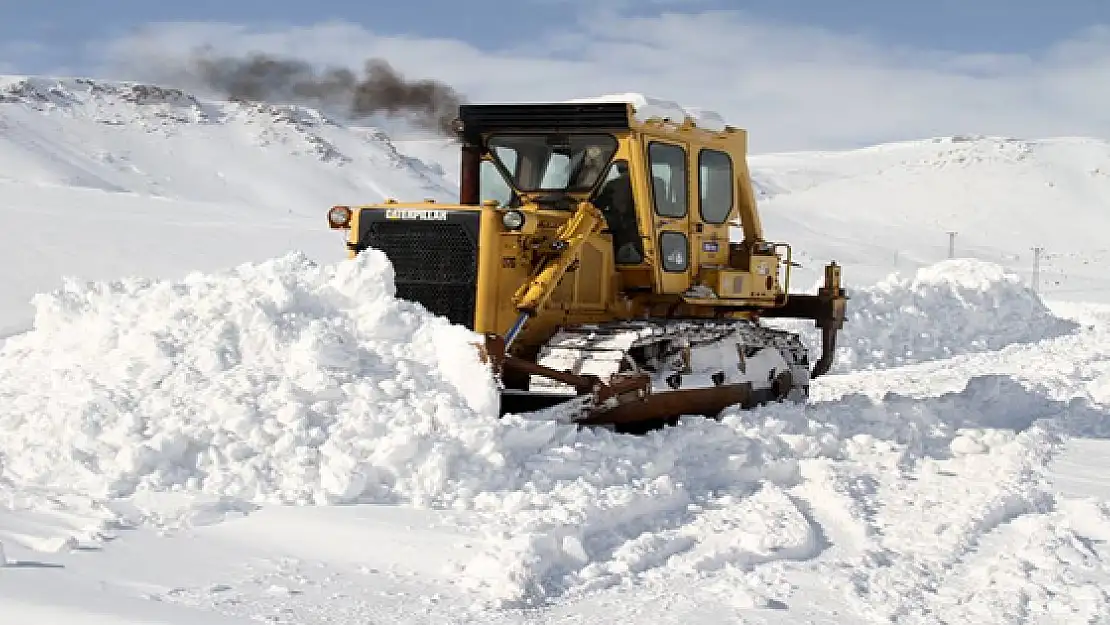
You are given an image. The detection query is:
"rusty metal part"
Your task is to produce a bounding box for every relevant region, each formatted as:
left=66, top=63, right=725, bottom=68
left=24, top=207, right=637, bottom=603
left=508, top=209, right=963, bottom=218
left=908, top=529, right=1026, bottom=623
left=485, top=331, right=645, bottom=399
left=482, top=332, right=597, bottom=395
left=503, top=353, right=600, bottom=394
left=480, top=329, right=797, bottom=431
left=759, top=262, right=847, bottom=380
left=483, top=331, right=660, bottom=423
left=478, top=333, right=506, bottom=371
left=593, top=373, right=651, bottom=405
left=577, top=382, right=754, bottom=427
left=458, top=141, right=481, bottom=205
left=810, top=325, right=839, bottom=379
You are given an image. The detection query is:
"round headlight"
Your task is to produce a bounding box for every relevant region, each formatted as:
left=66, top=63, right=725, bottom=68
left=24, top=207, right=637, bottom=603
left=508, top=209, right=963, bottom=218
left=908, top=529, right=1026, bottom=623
left=328, top=205, right=352, bottom=228
left=501, top=210, right=525, bottom=230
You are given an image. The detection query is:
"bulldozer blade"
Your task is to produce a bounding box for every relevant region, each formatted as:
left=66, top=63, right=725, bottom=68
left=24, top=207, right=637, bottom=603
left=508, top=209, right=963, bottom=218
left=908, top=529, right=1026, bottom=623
left=575, top=382, right=757, bottom=430
left=497, top=382, right=785, bottom=433
left=498, top=389, right=580, bottom=415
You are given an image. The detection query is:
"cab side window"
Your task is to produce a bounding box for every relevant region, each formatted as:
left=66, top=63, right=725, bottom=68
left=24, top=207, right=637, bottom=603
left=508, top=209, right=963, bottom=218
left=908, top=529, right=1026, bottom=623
left=479, top=146, right=517, bottom=206
left=698, top=149, right=733, bottom=224
left=480, top=160, right=513, bottom=206
left=648, top=142, right=687, bottom=218
left=593, top=159, right=643, bottom=264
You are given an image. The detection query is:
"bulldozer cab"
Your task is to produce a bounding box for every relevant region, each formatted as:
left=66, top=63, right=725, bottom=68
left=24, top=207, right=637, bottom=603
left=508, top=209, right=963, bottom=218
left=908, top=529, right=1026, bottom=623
left=463, top=102, right=768, bottom=302
left=483, top=134, right=649, bottom=268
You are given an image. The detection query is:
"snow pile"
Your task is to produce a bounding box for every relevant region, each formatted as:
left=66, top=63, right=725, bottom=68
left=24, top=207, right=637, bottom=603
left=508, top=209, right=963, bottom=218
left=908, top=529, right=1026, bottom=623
left=567, top=93, right=729, bottom=131
left=0, top=254, right=1073, bottom=506
left=0, top=251, right=503, bottom=504
left=778, top=258, right=1079, bottom=373
left=453, top=414, right=834, bottom=606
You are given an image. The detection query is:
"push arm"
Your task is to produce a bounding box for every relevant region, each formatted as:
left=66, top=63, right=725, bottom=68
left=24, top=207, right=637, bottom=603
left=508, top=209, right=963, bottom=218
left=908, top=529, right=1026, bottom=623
left=513, top=201, right=604, bottom=314
left=498, top=201, right=604, bottom=348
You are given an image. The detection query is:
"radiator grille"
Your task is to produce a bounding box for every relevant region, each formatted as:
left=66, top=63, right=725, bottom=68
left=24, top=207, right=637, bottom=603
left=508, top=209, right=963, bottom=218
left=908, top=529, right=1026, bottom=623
left=360, top=214, right=479, bottom=328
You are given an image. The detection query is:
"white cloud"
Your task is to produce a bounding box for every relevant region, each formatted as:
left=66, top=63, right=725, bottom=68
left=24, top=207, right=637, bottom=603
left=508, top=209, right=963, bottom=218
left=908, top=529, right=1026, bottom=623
left=88, top=13, right=1110, bottom=152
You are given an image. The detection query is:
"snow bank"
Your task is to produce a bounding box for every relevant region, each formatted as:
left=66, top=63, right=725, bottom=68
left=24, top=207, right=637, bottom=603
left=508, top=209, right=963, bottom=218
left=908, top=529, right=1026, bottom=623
left=777, top=258, right=1079, bottom=373
left=567, top=93, right=729, bottom=131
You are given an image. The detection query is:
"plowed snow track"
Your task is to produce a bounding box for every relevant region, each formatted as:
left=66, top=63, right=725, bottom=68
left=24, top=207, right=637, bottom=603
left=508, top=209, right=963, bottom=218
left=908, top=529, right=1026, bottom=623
left=473, top=310, right=1110, bottom=622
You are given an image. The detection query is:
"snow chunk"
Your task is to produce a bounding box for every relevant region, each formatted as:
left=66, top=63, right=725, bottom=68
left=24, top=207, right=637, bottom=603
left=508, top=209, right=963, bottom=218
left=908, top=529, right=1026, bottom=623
left=567, top=93, right=729, bottom=131
left=912, top=258, right=1016, bottom=292
left=778, top=259, right=1079, bottom=372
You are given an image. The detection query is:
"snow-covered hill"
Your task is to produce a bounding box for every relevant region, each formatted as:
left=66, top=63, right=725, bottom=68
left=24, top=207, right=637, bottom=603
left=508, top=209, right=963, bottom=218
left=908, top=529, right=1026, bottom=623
left=752, top=135, right=1110, bottom=294
left=0, top=76, right=454, bottom=204
left=0, top=76, right=453, bottom=335
left=1, top=77, right=1109, bottom=624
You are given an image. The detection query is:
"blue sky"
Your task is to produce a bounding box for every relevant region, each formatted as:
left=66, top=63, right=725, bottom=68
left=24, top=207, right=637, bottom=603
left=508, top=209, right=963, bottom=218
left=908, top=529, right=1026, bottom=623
left=3, top=0, right=1106, bottom=72
left=1, top=0, right=1108, bottom=150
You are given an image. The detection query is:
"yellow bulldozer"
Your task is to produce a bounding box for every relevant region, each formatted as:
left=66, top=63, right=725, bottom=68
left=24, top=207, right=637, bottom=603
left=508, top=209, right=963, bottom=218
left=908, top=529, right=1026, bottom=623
left=327, top=101, right=847, bottom=432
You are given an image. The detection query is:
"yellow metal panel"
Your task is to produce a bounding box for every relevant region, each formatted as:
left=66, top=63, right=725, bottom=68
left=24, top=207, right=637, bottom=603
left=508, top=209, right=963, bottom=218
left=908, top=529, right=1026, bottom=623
left=576, top=243, right=604, bottom=305
left=716, top=270, right=748, bottom=298
left=472, top=206, right=502, bottom=335
left=551, top=273, right=575, bottom=306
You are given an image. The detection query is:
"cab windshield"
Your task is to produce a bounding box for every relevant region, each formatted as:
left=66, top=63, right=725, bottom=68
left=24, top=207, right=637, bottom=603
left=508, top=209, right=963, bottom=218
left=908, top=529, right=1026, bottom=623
left=486, top=133, right=618, bottom=193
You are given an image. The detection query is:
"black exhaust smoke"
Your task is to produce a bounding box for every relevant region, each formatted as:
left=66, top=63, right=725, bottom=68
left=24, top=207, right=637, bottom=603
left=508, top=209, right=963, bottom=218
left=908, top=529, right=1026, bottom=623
left=187, top=50, right=465, bottom=134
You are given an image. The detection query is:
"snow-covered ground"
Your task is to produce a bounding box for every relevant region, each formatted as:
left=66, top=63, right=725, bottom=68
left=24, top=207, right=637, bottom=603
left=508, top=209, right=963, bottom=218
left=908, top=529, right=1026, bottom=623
left=1, top=77, right=1109, bottom=624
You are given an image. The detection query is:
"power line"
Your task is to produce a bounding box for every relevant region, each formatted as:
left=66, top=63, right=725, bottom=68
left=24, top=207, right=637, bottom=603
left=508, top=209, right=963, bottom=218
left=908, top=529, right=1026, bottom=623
left=1030, top=247, right=1038, bottom=295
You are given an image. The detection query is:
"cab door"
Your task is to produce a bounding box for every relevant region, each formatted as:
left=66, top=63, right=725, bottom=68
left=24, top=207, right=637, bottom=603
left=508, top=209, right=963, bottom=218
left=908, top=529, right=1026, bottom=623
left=690, top=147, right=735, bottom=278
left=645, top=139, right=692, bottom=294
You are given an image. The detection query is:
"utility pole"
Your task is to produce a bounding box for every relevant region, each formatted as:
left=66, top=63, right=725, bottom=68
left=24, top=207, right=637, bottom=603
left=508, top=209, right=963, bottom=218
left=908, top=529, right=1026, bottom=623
left=947, top=231, right=957, bottom=259
left=1032, top=246, right=1044, bottom=295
